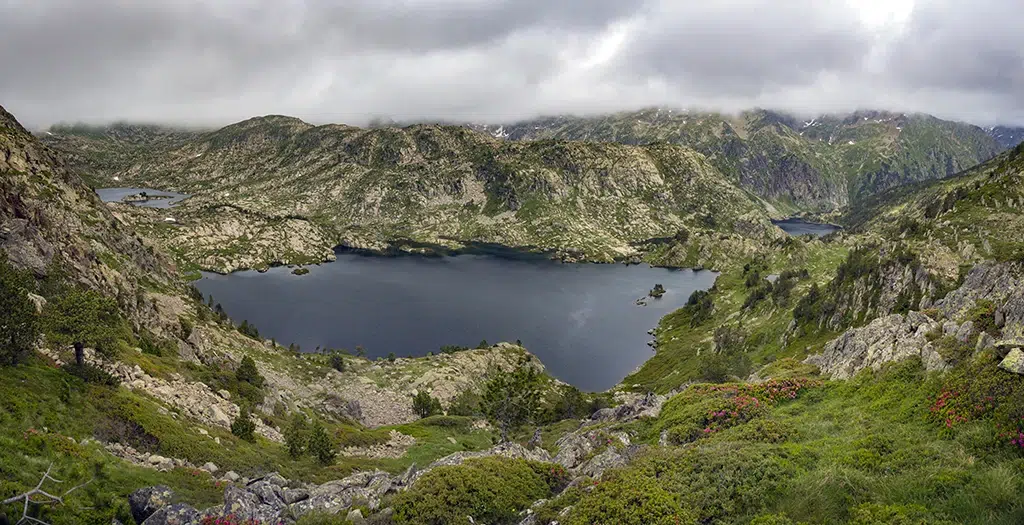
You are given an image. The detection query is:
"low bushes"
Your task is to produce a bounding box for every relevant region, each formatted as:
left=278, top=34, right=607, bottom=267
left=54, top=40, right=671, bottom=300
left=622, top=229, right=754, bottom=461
left=391, top=458, right=568, bottom=525
left=566, top=443, right=797, bottom=524
left=656, top=379, right=820, bottom=445
left=930, top=351, right=1024, bottom=449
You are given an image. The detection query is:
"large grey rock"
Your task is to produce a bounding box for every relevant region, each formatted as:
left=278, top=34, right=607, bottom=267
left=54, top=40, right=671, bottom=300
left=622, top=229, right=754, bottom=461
left=940, top=262, right=1024, bottom=339
left=955, top=321, right=976, bottom=343
left=140, top=504, right=199, bottom=525
left=806, top=312, right=946, bottom=379
left=290, top=470, right=393, bottom=517
left=999, top=349, right=1024, bottom=375
left=221, top=485, right=262, bottom=520
left=129, top=486, right=174, bottom=524
left=590, top=392, right=665, bottom=422
left=282, top=488, right=310, bottom=504
left=247, top=479, right=286, bottom=511
left=573, top=447, right=627, bottom=480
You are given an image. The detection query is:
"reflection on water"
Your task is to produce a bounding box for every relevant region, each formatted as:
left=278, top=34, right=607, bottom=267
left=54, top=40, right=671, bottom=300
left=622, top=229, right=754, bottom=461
left=195, top=252, right=718, bottom=391
left=95, top=187, right=190, bottom=208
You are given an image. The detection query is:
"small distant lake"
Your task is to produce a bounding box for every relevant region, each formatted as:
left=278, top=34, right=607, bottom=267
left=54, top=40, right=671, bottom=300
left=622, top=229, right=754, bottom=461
left=194, top=252, right=718, bottom=391
left=773, top=218, right=840, bottom=237
left=95, top=187, right=190, bottom=208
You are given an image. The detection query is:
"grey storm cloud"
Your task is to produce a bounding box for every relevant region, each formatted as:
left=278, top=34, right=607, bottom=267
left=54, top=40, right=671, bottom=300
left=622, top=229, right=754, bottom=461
left=0, top=0, right=1021, bottom=129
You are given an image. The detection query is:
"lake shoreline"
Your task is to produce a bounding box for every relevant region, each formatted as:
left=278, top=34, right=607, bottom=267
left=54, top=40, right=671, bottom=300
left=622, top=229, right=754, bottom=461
left=195, top=252, right=719, bottom=391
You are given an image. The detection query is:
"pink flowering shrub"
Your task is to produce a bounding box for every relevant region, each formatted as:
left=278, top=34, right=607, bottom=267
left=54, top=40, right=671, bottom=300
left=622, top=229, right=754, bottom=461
left=929, top=352, right=1024, bottom=450
left=660, top=379, right=819, bottom=445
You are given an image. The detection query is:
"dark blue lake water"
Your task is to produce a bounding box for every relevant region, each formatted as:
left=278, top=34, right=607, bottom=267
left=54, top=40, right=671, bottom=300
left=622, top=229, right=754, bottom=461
left=194, top=252, right=718, bottom=391
left=773, top=218, right=840, bottom=237
left=96, top=187, right=190, bottom=208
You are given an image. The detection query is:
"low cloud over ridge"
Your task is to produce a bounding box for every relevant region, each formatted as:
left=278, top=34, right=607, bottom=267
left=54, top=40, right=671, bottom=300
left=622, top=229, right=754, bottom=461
left=1, top=0, right=1021, bottom=128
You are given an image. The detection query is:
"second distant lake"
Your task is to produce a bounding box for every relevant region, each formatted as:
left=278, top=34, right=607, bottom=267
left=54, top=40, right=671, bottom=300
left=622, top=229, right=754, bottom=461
left=773, top=218, right=840, bottom=237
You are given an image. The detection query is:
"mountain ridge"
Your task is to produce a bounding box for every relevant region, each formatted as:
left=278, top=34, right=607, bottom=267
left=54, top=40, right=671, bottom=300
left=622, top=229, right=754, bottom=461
left=469, top=107, right=1003, bottom=213
left=42, top=116, right=785, bottom=273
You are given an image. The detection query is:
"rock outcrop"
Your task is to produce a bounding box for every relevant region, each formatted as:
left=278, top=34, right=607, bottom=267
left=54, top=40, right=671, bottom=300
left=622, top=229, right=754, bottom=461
left=806, top=312, right=947, bottom=379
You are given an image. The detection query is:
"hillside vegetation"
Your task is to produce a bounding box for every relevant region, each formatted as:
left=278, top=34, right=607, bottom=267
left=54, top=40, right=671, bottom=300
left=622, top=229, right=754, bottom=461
left=45, top=118, right=782, bottom=273
left=485, top=108, right=1002, bottom=213
left=5, top=103, right=1024, bottom=524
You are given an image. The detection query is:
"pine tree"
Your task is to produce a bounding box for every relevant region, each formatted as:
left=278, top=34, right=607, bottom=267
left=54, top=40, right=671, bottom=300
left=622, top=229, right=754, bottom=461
left=307, top=420, right=336, bottom=465
left=0, top=256, right=40, bottom=366
left=482, top=357, right=542, bottom=442
left=231, top=408, right=256, bottom=442
left=45, top=288, right=122, bottom=366
left=236, top=355, right=264, bottom=388
left=412, top=391, right=442, bottom=418
left=284, top=413, right=308, bottom=459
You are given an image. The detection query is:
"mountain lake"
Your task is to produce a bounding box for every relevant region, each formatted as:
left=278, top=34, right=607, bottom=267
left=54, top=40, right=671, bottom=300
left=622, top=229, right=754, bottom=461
left=773, top=218, right=840, bottom=237
left=96, top=187, right=191, bottom=208
left=194, top=251, right=718, bottom=391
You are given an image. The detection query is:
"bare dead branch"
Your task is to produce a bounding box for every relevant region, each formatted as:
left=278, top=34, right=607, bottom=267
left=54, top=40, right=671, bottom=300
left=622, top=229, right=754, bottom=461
left=1, top=463, right=93, bottom=525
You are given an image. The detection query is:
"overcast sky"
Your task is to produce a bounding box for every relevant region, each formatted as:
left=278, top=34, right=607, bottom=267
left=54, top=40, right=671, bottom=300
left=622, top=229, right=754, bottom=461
left=1, top=0, right=1021, bottom=129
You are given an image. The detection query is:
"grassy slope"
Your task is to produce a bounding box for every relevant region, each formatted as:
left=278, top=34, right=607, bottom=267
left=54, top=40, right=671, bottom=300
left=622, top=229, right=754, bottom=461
left=536, top=359, right=1024, bottom=524
left=846, top=142, right=1024, bottom=277
left=624, top=236, right=849, bottom=393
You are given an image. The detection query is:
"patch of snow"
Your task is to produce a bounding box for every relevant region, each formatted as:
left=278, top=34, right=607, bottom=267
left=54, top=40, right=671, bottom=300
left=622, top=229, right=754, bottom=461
left=45, top=131, right=53, bottom=135
left=848, top=140, right=856, bottom=145
left=112, top=176, right=120, bottom=182
left=163, top=217, right=176, bottom=223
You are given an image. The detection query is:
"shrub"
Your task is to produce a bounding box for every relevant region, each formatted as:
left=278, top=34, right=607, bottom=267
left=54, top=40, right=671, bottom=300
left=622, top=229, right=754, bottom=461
left=440, top=344, right=470, bottom=354
left=392, top=458, right=568, bottom=525
left=550, top=385, right=589, bottom=421
left=293, top=513, right=355, bottom=525
left=329, top=353, right=345, bottom=373
left=565, top=470, right=693, bottom=525
left=729, top=418, right=797, bottom=444
left=569, top=444, right=795, bottom=524
left=238, top=320, right=260, bottom=340
left=482, top=358, right=542, bottom=441
left=179, top=317, right=194, bottom=339
left=411, top=390, right=442, bottom=418
left=61, top=363, right=120, bottom=387
left=308, top=420, right=336, bottom=465
left=284, top=413, right=308, bottom=459
left=230, top=409, right=256, bottom=442
left=965, top=299, right=999, bottom=336
left=448, top=389, right=483, bottom=417
left=139, top=330, right=174, bottom=357
left=658, top=379, right=820, bottom=445
left=0, top=255, right=40, bottom=366
left=235, top=356, right=264, bottom=388
left=930, top=352, right=1024, bottom=449
left=685, top=289, right=715, bottom=327
left=696, top=326, right=750, bottom=383
left=847, top=502, right=952, bottom=525
left=743, top=281, right=773, bottom=310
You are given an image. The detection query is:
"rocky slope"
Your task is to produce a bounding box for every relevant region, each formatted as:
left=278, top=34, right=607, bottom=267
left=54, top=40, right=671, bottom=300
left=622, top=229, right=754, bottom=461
left=44, top=117, right=784, bottom=272
left=477, top=108, right=1002, bottom=212
left=987, top=125, right=1024, bottom=150
left=846, top=142, right=1024, bottom=276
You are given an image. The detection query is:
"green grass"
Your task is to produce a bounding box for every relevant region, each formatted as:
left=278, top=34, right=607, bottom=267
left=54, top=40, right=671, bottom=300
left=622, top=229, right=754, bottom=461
left=624, top=240, right=847, bottom=393
left=0, top=353, right=502, bottom=523
left=536, top=358, right=1024, bottom=524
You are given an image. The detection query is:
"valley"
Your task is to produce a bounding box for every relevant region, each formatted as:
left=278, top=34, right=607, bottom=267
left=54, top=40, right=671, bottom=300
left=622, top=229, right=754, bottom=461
left=4, top=101, right=1024, bottom=525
